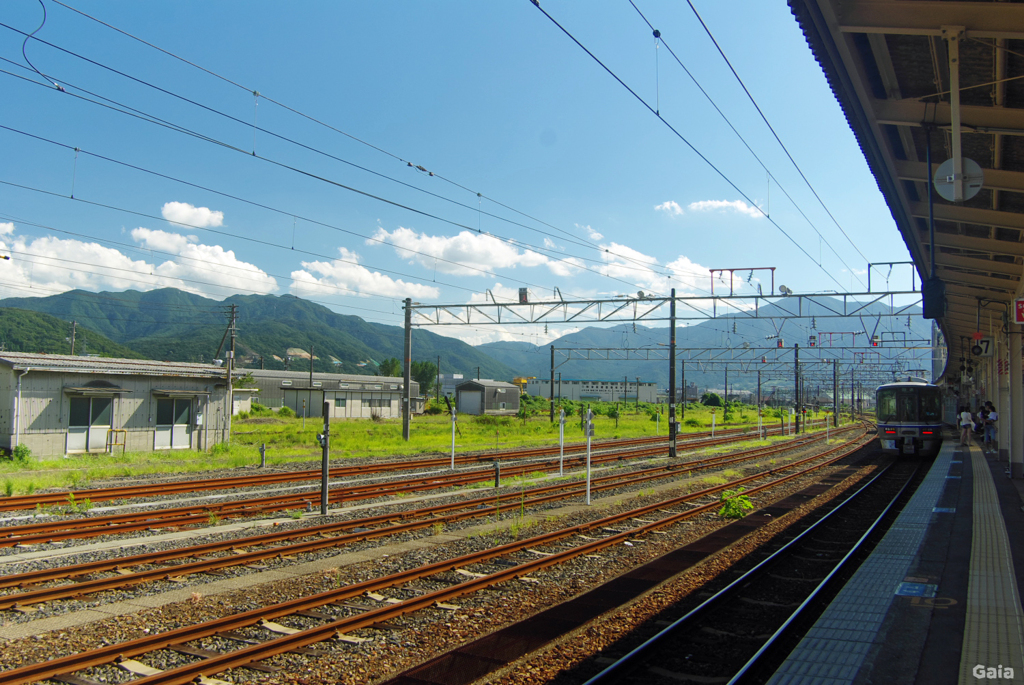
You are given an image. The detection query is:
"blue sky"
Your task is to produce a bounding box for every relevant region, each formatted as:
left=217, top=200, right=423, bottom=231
left=0, top=1, right=918, bottom=345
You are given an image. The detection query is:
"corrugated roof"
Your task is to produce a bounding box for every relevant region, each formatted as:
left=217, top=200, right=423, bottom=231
left=456, top=379, right=519, bottom=389
left=0, top=352, right=228, bottom=378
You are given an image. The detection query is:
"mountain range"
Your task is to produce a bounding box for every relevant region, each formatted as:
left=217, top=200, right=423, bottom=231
left=0, top=288, right=932, bottom=393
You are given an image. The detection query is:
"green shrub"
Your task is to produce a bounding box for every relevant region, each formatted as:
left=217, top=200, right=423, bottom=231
left=210, top=442, right=231, bottom=455
left=719, top=488, right=754, bottom=519
left=277, top=406, right=296, bottom=418
left=249, top=403, right=274, bottom=417
left=6, top=444, right=31, bottom=463
left=684, top=418, right=701, bottom=428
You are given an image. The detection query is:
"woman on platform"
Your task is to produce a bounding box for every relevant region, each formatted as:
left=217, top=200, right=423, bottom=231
left=959, top=406, right=974, bottom=447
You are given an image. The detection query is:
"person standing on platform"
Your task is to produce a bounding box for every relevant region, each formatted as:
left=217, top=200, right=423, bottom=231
left=959, top=406, right=974, bottom=447
left=983, top=402, right=998, bottom=454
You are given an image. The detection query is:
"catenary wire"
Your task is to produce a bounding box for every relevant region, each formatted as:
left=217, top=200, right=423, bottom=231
left=680, top=0, right=871, bottom=265
left=627, top=0, right=867, bottom=289
left=45, top=0, right=677, bottom=272
left=528, top=1, right=850, bottom=294
left=0, top=25, right=704, bottom=289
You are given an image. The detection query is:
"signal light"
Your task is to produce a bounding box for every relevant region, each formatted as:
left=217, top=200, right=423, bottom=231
left=808, top=335, right=817, bottom=347
left=776, top=339, right=784, bottom=348
left=871, top=335, right=881, bottom=347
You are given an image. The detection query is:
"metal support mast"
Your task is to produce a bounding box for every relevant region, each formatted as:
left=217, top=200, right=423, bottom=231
left=550, top=345, right=555, bottom=423
left=668, top=288, right=677, bottom=458
left=794, top=343, right=801, bottom=434
left=402, top=298, right=412, bottom=441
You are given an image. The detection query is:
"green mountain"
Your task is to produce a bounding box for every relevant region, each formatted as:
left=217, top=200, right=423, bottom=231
left=479, top=299, right=933, bottom=393
left=0, top=308, right=145, bottom=358
left=0, top=289, right=515, bottom=380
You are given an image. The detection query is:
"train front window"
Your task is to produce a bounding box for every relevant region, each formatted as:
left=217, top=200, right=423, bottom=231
left=897, top=391, right=918, bottom=421
left=877, top=389, right=897, bottom=423
left=920, top=389, right=941, bottom=421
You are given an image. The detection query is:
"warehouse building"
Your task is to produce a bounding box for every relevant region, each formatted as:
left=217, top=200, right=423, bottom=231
left=241, top=369, right=421, bottom=419
left=0, top=352, right=231, bottom=459
left=525, top=378, right=659, bottom=404
left=455, top=379, right=520, bottom=415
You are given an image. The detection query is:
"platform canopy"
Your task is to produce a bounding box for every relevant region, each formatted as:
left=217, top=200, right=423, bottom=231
left=790, top=0, right=1024, bottom=377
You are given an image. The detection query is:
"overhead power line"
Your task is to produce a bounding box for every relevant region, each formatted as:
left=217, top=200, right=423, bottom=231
left=681, top=0, right=871, bottom=265
left=527, top=1, right=851, bottom=294
left=0, top=20, right=709, bottom=293
left=627, top=0, right=867, bottom=289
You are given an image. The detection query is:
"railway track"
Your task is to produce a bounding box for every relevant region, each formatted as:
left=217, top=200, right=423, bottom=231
left=0, top=426, right=861, bottom=609
left=579, top=453, right=922, bottom=685
left=0, top=422, right=831, bottom=514
left=0, top=427, right=870, bottom=685
left=0, top=424, right=845, bottom=548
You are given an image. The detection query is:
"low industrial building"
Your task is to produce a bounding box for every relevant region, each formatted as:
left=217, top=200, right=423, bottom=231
left=240, top=369, right=421, bottom=419
left=0, top=352, right=231, bottom=459
left=525, top=378, right=659, bottom=404
left=455, top=379, right=520, bottom=415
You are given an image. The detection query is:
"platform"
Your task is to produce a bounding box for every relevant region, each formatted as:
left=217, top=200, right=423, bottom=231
left=768, top=440, right=1024, bottom=684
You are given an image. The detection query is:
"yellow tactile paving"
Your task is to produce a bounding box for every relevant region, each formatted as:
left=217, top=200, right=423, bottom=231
left=958, top=451, right=1024, bottom=684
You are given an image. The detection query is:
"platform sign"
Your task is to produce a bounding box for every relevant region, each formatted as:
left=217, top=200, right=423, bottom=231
left=1016, top=299, right=1024, bottom=324
left=973, top=337, right=994, bottom=357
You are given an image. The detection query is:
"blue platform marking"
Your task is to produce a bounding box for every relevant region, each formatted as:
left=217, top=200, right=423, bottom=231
left=767, top=442, right=956, bottom=685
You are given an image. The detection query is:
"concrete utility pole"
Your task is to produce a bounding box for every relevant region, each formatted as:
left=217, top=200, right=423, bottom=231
left=320, top=400, right=330, bottom=515
left=308, top=343, right=314, bottom=417
left=69, top=321, right=77, bottom=355
left=833, top=360, right=839, bottom=427
left=227, top=304, right=237, bottom=443
left=403, top=298, right=412, bottom=441
left=794, top=342, right=801, bottom=434
left=668, top=288, right=677, bottom=458
left=550, top=345, right=555, bottom=423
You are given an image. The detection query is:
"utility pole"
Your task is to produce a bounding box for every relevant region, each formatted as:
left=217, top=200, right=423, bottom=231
left=636, top=377, right=641, bottom=407
left=833, top=360, right=839, bottom=427
left=794, top=343, right=801, bottom=434
left=436, top=355, right=441, bottom=403
left=308, top=343, right=314, bottom=418
left=724, top=368, right=729, bottom=415
left=227, top=304, right=237, bottom=444
left=69, top=320, right=77, bottom=355
left=550, top=345, right=555, bottom=423
left=320, top=400, right=329, bottom=515
left=668, top=288, right=677, bottom=458
left=402, top=298, right=412, bottom=441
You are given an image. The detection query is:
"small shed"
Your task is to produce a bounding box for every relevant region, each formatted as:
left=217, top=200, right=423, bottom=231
left=455, top=379, right=520, bottom=416
left=0, top=352, right=231, bottom=459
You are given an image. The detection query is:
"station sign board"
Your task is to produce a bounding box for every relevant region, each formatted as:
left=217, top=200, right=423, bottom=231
left=1016, top=299, right=1024, bottom=324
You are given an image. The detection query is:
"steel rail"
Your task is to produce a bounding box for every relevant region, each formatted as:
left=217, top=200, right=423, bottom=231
left=0, top=429, right=764, bottom=513
left=0, top=430, right=869, bottom=685
left=0, top=427, right=860, bottom=607
left=0, top=424, right=830, bottom=546
left=582, top=456, right=914, bottom=684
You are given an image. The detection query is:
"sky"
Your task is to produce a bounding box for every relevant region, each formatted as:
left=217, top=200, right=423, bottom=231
left=0, top=0, right=921, bottom=348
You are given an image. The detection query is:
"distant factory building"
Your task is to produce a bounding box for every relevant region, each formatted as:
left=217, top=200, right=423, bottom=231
left=455, top=379, right=520, bottom=416
left=435, top=373, right=464, bottom=398
left=242, top=369, right=421, bottom=419
left=0, top=352, right=231, bottom=459
left=525, top=378, right=658, bottom=404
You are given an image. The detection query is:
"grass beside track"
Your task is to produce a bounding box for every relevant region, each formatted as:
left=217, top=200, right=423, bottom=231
left=0, top=402, right=849, bottom=496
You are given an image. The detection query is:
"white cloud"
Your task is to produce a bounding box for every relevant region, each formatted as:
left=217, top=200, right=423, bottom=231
left=369, top=226, right=582, bottom=277
left=290, top=246, right=440, bottom=300
left=0, top=223, right=276, bottom=300
left=578, top=223, right=603, bottom=241
left=161, top=201, right=224, bottom=228
left=132, top=227, right=195, bottom=253
left=0, top=222, right=14, bottom=236
left=687, top=199, right=764, bottom=219
left=655, top=201, right=684, bottom=217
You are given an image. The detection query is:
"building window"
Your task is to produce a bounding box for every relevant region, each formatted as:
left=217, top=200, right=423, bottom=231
left=281, top=380, right=292, bottom=386
left=368, top=399, right=391, bottom=408
left=155, top=398, right=192, bottom=450
left=334, top=398, right=347, bottom=408
left=312, top=381, right=322, bottom=387
left=68, top=396, right=112, bottom=453
left=500, top=402, right=506, bottom=409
